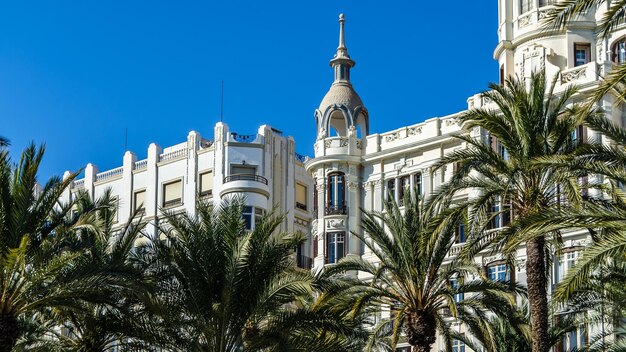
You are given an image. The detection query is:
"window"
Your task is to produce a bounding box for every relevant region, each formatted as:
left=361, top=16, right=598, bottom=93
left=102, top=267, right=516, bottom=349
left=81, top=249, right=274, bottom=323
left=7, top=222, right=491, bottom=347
left=520, top=0, right=533, bottom=14
left=456, top=222, right=466, bottom=244
left=111, top=195, right=119, bottom=223
left=399, top=175, right=410, bottom=203
left=450, top=278, right=464, bottom=303
left=163, top=180, right=183, bottom=207
left=327, top=172, right=346, bottom=214
left=386, top=179, right=396, bottom=206
left=452, top=339, right=465, bottom=352
left=556, top=249, right=581, bottom=283
left=314, top=185, right=318, bottom=214
left=579, top=174, right=589, bottom=197
left=539, top=0, right=554, bottom=7
left=561, top=322, right=586, bottom=351
left=612, top=39, right=626, bottom=64
left=231, top=164, right=256, bottom=175
left=313, top=235, right=319, bottom=258
left=242, top=206, right=265, bottom=230
left=199, top=171, right=213, bottom=197
left=489, top=197, right=512, bottom=229
left=325, top=232, right=345, bottom=264
left=574, top=43, right=591, bottom=67
left=296, top=183, right=307, bottom=211
left=395, top=348, right=411, bottom=352
left=487, top=263, right=510, bottom=282
left=413, top=172, right=422, bottom=196
left=490, top=133, right=509, bottom=160
left=572, top=125, right=587, bottom=146
left=134, top=190, right=146, bottom=213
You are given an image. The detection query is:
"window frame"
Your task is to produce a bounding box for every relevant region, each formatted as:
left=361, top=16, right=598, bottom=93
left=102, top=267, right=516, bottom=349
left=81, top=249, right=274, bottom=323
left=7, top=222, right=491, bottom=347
left=398, top=175, right=410, bottom=204
left=162, top=178, right=184, bottom=208
left=326, top=172, right=346, bottom=214
left=133, top=189, right=147, bottom=214
left=574, top=43, right=591, bottom=67
left=296, top=183, right=308, bottom=211
left=198, top=170, right=213, bottom=198
left=612, top=38, right=626, bottom=64
left=413, top=172, right=422, bottom=196
left=325, top=232, right=346, bottom=264
left=487, top=261, right=511, bottom=283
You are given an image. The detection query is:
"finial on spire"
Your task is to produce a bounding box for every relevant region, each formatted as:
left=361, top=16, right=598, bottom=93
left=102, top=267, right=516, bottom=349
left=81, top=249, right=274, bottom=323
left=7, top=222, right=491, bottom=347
left=330, top=13, right=355, bottom=81
left=338, top=14, right=346, bottom=50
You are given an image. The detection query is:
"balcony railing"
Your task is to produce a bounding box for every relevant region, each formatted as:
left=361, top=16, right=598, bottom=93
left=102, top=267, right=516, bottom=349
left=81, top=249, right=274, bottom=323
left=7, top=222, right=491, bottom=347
left=231, top=133, right=256, bottom=142
left=325, top=205, right=347, bottom=215
left=297, top=255, right=313, bottom=270
left=223, top=174, right=268, bottom=185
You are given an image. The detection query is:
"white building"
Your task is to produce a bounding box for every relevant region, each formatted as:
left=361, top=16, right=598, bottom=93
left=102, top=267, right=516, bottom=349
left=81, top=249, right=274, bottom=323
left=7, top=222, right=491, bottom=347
left=306, top=3, right=624, bottom=351
left=60, top=123, right=315, bottom=269
left=58, top=1, right=625, bottom=350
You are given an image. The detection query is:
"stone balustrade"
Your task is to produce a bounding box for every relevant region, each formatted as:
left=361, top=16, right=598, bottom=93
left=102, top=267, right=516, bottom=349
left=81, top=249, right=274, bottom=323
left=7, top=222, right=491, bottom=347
left=159, top=148, right=188, bottom=163
left=95, top=166, right=123, bottom=182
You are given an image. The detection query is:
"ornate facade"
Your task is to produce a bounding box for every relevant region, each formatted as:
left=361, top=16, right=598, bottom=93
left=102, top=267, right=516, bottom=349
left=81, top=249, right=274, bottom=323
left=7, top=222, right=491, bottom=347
left=307, top=3, right=625, bottom=350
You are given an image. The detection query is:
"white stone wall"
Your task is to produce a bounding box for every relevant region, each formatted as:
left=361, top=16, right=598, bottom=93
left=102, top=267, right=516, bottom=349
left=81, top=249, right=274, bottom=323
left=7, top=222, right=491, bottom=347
left=61, top=122, right=314, bottom=262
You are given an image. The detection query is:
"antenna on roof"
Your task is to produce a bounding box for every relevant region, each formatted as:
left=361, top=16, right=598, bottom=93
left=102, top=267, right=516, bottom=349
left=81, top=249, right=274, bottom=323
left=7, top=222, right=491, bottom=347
left=220, top=80, right=224, bottom=122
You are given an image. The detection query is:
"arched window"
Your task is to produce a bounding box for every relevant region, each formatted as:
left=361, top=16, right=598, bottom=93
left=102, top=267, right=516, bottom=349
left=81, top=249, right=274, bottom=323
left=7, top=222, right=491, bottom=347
left=326, top=172, right=346, bottom=214
left=612, top=38, right=626, bottom=64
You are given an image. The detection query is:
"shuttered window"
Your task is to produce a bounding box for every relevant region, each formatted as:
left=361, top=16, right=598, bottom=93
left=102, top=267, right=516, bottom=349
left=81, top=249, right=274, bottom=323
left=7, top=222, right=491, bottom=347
left=163, top=180, right=183, bottom=207
left=296, top=183, right=307, bottom=210
left=134, top=190, right=146, bottom=213
left=199, top=171, right=213, bottom=197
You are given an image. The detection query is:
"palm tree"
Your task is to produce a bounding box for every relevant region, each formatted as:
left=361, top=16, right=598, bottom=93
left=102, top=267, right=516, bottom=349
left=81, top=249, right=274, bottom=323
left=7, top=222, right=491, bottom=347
left=433, top=71, right=597, bottom=352
left=451, top=303, right=579, bottom=352
left=0, top=136, right=8, bottom=148
left=0, top=144, right=136, bottom=351
left=319, top=192, right=521, bottom=352
left=152, top=198, right=364, bottom=352
left=18, top=190, right=164, bottom=351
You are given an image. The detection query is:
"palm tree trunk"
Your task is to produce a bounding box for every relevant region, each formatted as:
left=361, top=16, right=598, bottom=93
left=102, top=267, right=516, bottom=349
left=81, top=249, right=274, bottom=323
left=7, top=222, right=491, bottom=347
left=526, top=236, right=549, bottom=352
left=406, top=309, right=436, bottom=352
left=0, top=314, right=18, bottom=352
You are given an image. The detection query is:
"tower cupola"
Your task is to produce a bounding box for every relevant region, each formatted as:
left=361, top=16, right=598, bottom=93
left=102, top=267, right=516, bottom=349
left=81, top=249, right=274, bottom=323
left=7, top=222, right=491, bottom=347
left=315, top=14, right=368, bottom=140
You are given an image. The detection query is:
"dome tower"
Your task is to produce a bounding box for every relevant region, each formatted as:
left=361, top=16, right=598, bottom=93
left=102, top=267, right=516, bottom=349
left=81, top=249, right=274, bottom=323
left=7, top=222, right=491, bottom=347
left=307, top=14, right=366, bottom=271
left=314, top=14, right=369, bottom=143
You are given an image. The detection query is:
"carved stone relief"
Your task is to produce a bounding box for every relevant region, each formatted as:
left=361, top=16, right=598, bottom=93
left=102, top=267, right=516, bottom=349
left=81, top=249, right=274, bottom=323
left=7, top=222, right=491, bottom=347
left=326, top=219, right=345, bottom=230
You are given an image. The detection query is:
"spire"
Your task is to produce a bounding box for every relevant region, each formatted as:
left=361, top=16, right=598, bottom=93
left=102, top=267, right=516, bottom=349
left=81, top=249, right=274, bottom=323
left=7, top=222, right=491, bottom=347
left=337, top=14, right=348, bottom=57
left=330, top=13, right=355, bottom=82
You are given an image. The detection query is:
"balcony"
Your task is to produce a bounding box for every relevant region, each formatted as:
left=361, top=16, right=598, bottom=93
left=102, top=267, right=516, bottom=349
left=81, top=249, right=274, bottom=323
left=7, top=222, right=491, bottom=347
left=224, top=174, right=268, bottom=184
left=325, top=205, right=347, bottom=215
left=220, top=174, right=270, bottom=199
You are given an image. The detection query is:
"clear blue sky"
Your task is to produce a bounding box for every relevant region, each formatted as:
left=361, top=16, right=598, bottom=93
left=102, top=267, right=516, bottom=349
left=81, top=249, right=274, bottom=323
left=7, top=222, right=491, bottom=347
left=1, top=1, right=499, bottom=181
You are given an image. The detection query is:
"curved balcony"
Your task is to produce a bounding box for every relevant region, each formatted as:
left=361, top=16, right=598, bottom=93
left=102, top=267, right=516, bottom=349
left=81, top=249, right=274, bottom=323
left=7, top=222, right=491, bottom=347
left=220, top=174, right=270, bottom=199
